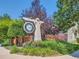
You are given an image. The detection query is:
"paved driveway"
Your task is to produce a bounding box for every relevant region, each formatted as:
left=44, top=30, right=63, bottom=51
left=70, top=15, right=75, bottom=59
left=0, top=47, right=78, bottom=59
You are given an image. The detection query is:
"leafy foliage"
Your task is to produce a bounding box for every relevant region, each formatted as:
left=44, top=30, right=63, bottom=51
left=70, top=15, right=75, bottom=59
left=10, top=46, right=60, bottom=57
left=10, top=45, right=20, bottom=53
left=10, top=40, right=79, bottom=56
left=0, top=14, right=11, bottom=42
left=2, top=39, right=10, bottom=46
left=31, top=40, right=79, bottom=54
left=54, top=0, right=79, bottom=32
left=0, top=14, right=26, bottom=45
left=7, top=20, right=25, bottom=38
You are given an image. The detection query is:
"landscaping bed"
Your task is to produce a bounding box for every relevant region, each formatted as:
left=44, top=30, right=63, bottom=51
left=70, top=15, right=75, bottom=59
left=10, top=40, right=79, bottom=57
left=10, top=46, right=60, bottom=57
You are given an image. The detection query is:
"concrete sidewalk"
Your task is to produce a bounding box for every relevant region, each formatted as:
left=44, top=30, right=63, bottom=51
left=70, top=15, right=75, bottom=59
left=0, top=47, right=78, bottom=59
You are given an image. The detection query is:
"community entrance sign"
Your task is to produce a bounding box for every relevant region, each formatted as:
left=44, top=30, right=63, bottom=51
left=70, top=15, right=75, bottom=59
left=23, top=17, right=44, bottom=41
left=23, top=22, right=35, bottom=34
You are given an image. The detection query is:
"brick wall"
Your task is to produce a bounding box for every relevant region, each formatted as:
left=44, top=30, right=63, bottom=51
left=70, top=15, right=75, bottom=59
left=45, top=34, right=67, bottom=41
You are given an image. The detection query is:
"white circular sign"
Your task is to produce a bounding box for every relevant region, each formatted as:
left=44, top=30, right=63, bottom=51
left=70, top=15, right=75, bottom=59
left=23, top=22, right=35, bottom=34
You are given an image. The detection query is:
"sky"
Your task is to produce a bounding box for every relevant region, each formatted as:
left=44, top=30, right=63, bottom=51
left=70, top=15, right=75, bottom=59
left=0, top=0, right=58, bottom=19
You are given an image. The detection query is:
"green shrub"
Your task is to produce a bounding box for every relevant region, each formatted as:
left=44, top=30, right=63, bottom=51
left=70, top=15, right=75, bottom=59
left=35, top=40, right=68, bottom=54
left=56, top=42, right=68, bottom=54
left=2, top=39, right=10, bottom=46
left=31, top=40, right=79, bottom=54
left=31, top=40, right=58, bottom=49
left=10, top=46, right=21, bottom=54
left=10, top=40, right=79, bottom=56
left=59, top=40, right=79, bottom=53
left=13, top=47, right=60, bottom=57
left=7, top=22, right=25, bottom=38
left=0, top=18, right=26, bottom=45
